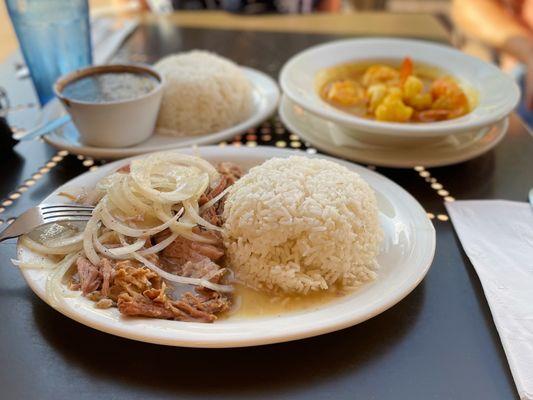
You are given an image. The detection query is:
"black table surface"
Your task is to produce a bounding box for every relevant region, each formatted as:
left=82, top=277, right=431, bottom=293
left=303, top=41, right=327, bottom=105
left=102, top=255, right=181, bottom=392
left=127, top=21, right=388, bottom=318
left=1, top=23, right=532, bottom=400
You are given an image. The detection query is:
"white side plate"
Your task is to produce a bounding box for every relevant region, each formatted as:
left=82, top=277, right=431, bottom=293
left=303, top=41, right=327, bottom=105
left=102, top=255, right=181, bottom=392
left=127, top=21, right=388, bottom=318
left=43, top=68, right=280, bottom=159
left=17, top=146, right=435, bottom=348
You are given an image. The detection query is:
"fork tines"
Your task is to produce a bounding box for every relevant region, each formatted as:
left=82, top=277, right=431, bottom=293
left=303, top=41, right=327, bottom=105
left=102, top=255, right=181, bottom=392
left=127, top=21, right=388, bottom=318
left=39, top=204, right=94, bottom=221
left=39, top=204, right=94, bottom=211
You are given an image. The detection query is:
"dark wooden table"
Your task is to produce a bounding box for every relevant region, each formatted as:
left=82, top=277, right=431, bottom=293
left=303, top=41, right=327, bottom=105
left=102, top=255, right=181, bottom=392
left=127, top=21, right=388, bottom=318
left=1, top=20, right=532, bottom=400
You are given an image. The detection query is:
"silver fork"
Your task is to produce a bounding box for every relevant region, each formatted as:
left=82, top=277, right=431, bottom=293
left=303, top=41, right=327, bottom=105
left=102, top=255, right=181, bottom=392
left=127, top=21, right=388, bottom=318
left=0, top=204, right=94, bottom=243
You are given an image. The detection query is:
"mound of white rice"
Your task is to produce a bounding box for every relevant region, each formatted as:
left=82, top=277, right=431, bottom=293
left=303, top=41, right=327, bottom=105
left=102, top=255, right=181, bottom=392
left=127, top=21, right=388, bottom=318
left=222, top=156, right=382, bottom=294
left=154, top=51, right=252, bottom=136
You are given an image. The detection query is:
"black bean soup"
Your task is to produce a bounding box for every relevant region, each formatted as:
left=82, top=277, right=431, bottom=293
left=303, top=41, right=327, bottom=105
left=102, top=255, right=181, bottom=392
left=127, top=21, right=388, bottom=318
left=61, top=71, right=159, bottom=103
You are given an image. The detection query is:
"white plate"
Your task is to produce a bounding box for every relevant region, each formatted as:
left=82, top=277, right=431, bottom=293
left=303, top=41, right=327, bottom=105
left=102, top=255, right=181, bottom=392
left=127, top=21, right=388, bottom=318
left=279, top=95, right=508, bottom=168
left=17, top=146, right=435, bottom=347
left=279, top=38, right=520, bottom=138
left=43, top=67, right=280, bottom=159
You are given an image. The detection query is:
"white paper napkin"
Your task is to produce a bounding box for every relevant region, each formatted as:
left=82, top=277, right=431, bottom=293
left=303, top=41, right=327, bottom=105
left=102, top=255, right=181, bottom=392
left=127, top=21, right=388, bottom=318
left=446, top=200, right=533, bottom=400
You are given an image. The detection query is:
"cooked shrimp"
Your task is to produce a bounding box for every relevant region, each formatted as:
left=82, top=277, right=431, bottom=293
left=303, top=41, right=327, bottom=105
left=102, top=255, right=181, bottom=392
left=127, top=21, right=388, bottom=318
left=399, top=57, right=413, bottom=85
left=320, top=58, right=472, bottom=123
left=325, top=80, right=365, bottom=106
left=375, top=90, right=414, bottom=122
left=403, top=75, right=432, bottom=110
left=362, top=65, right=400, bottom=87
left=430, top=77, right=469, bottom=118
left=367, top=84, right=388, bottom=112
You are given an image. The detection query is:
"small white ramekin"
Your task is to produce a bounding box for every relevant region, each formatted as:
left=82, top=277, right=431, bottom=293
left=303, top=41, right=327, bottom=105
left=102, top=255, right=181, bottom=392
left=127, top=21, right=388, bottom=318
left=54, top=64, right=164, bottom=148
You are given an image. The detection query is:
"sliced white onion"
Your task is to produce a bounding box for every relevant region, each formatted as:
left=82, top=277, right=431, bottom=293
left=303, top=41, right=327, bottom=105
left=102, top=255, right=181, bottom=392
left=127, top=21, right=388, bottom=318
left=11, top=258, right=55, bottom=269
left=110, top=175, right=154, bottom=217
left=120, top=231, right=179, bottom=256
left=90, top=230, right=136, bottom=260
left=21, top=235, right=83, bottom=255
left=108, top=176, right=139, bottom=216
left=151, top=202, right=216, bottom=244
left=93, top=235, right=122, bottom=259
left=83, top=206, right=102, bottom=265
left=151, top=152, right=219, bottom=182
left=129, top=152, right=213, bottom=204
left=96, top=172, right=122, bottom=192
left=45, top=252, right=81, bottom=308
left=132, top=252, right=233, bottom=293
left=152, top=203, right=195, bottom=229
left=121, top=176, right=153, bottom=214
left=130, top=163, right=196, bottom=203
left=199, top=186, right=231, bottom=214
left=94, top=230, right=176, bottom=260
left=183, top=199, right=222, bottom=232
left=99, top=200, right=183, bottom=238
left=109, top=235, right=146, bottom=256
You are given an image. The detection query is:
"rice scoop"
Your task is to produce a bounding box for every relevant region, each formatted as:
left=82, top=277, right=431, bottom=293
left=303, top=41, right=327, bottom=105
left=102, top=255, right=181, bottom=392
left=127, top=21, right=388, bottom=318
left=222, top=156, right=382, bottom=294
left=154, top=51, right=253, bottom=136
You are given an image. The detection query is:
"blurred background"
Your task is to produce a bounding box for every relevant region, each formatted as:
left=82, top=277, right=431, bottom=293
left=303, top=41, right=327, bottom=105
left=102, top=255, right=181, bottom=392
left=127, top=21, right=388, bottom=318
left=0, top=0, right=518, bottom=64
left=1, top=0, right=532, bottom=134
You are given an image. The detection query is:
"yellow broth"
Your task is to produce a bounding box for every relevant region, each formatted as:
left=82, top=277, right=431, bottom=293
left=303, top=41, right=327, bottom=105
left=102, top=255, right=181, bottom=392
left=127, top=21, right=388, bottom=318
left=227, top=283, right=351, bottom=318
left=316, top=59, right=475, bottom=122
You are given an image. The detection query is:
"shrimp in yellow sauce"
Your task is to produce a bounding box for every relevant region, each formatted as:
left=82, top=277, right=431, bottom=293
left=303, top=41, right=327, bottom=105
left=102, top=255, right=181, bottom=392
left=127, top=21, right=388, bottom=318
left=319, top=57, right=473, bottom=123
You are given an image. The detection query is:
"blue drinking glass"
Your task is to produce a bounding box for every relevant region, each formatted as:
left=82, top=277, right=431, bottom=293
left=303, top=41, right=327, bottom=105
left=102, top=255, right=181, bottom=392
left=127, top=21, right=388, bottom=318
left=6, top=0, right=93, bottom=106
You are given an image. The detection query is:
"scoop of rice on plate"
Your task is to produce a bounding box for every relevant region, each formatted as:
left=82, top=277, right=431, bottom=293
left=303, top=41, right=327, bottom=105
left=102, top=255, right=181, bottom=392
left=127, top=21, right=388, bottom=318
left=222, top=156, right=382, bottom=294
left=154, top=50, right=253, bottom=136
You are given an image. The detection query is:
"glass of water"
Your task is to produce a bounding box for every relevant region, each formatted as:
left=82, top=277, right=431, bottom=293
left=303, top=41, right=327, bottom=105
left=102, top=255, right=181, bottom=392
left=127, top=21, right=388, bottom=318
left=6, top=0, right=93, bottom=106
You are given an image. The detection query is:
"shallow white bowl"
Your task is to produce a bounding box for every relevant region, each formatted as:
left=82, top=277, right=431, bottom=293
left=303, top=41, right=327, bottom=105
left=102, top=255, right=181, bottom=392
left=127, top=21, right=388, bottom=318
left=16, top=146, right=435, bottom=348
left=279, top=38, right=520, bottom=141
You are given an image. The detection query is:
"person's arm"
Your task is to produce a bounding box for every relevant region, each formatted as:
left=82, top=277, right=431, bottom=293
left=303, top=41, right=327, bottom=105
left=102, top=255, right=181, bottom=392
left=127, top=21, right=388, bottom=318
left=452, top=0, right=533, bottom=108
left=452, top=0, right=532, bottom=48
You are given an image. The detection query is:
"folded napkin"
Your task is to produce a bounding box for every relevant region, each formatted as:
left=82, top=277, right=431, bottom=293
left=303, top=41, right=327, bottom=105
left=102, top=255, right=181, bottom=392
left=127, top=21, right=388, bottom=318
left=446, top=200, right=533, bottom=400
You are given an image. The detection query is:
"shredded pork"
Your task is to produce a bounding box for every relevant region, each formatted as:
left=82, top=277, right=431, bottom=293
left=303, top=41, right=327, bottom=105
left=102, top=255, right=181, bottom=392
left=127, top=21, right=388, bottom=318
left=77, top=257, right=101, bottom=295
left=70, top=162, right=244, bottom=323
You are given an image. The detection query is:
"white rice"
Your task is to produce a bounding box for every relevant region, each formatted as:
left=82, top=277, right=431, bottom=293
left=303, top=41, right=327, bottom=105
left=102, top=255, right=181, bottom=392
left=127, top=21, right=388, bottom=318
left=222, top=156, right=382, bottom=294
left=154, top=51, right=253, bottom=136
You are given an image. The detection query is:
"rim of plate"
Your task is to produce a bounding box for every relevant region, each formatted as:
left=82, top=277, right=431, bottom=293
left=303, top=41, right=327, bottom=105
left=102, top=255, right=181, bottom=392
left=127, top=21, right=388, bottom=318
left=279, top=94, right=508, bottom=168
left=17, top=146, right=435, bottom=348
left=43, top=67, right=280, bottom=159
left=279, top=38, right=520, bottom=137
